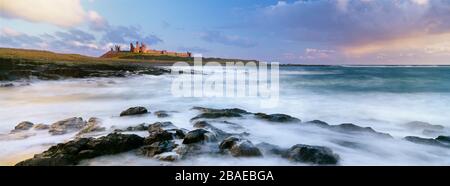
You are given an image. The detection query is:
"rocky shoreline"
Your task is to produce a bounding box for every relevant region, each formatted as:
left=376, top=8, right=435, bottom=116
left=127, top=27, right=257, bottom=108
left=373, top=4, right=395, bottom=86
left=5, top=106, right=448, bottom=166
left=0, top=58, right=170, bottom=83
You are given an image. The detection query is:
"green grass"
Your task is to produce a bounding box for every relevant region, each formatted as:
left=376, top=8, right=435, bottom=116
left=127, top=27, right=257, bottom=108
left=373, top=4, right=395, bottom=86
left=0, top=47, right=258, bottom=66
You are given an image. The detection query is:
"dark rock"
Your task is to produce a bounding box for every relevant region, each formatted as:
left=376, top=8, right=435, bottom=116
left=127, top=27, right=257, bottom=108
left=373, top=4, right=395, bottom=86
left=330, top=123, right=392, bottom=138
left=120, top=107, right=148, bottom=117
left=254, top=113, right=301, bottom=123
left=11, top=121, right=34, bottom=133
left=190, top=107, right=249, bottom=121
left=191, top=112, right=243, bottom=121
left=282, top=144, right=339, bottom=165
left=404, top=136, right=450, bottom=148
left=125, top=123, right=148, bottom=131
left=182, top=129, right=211, bottom=144
left=219, top=136, right=241, bottom=150
left=404, top=121, right=444, bottom=131
left=144, top=131, right=174, bottom=145
left=436, top=136, right=450, bottom=144
left=148, top=122, right=176, bottom=133
left=193, top=121, right=230, bottom=140
left=166, top=129, right=186, bottom=139
left=49, top=117, right=87, bottom=135
left=76, top=117, right=105, bottom=136
left=138, top=141, right=177, bottom=157
left=192, top=107, right=250, bottom=114
left=304, top=120, right=330, bottom=127
left=229, top=140, right=262, bottom=157
left=219, top=136, right=262, bottom=157
left=15, top=133, right=144, bottom=166
left=33, top=124, right=50, bottom=130
left=154, top=111, right=170, bottom=118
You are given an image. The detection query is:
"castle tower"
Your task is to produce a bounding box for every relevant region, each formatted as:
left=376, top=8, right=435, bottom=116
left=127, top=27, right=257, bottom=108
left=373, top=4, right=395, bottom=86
left=135, top=41, right=140, bottom=53
left=130, top=43, right=135, bottom=52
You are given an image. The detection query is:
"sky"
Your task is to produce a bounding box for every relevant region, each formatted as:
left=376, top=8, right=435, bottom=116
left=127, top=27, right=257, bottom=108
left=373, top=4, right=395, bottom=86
left=1, top=0, right=450, bottom=64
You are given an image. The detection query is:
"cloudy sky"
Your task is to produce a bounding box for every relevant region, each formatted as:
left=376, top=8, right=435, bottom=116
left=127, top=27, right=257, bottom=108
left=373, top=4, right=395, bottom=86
left=1, top=0, right=450, bottom=64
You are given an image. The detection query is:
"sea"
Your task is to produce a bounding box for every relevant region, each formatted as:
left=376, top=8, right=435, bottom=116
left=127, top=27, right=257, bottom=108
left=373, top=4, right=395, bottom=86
left=1, top=65, right=450, bottom=165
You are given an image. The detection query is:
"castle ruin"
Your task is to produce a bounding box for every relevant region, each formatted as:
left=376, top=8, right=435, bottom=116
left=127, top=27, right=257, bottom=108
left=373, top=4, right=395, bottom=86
left=129, top=41, right=191, bottom=57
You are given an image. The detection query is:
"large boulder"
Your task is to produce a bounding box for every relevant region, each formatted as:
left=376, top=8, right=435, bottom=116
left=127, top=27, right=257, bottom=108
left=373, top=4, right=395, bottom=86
left=120, top=106, right=148, bottom=117
left=144, top=130, right=174, bottom=145
left=230, top=140, right=262, bottom=157
left=182, top=129, right=213, bottom=144
left=254, top=113, right=301, bottom=123
left=193, top=121, right=230, bottom=140
left=329, top=123, right=392, bottom=138
left=11, top=121, right=34, bottom=133
left=49, top=117, right=87, bottom=135
left=15, top=133, right=144, bottom=166
left=148, top=122, right=176, bottom=133
left=190, top=107, right=249, bottom=121
left=219, top=136, right=262, bottom=157
left=282, top=144, right=340, bottom=165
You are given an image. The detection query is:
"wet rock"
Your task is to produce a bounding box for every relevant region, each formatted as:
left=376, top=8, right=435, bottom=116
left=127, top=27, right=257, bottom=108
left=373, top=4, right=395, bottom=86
left=282, top=144, right=339, bottom=165
left=404, top=121, right=444, bottom=131
left=192, top=107, right=250, bottom=114
left=15, top=133, right=144, bottom=166
left=256, top=142, right=286, bottom=155
left=138, top=141, right=177, bottom=157
left=49, top=117, right=87, bottom=135
left=404, top=136, right=450, bottom=148
left=144, top=130, right=174, bottom=145
left=120, top=106, right=148, bottom=117
left=166, top=129, right=186, bottom=139
left=126, top=123, right=148, bottom=131
left=304, top=120, right=330, bottom=128
left=193, top=121, right=230, bottom=140
left=219, top=136, right=241, bottom=150
left=148, top=122, right=176, bottom=133
left=190, top=107, right=249, bottom=121
left=329, top=123, right=392, bottom=138
left=219, top=136, right=262, bottom=157
left=229, top=140, right=262, bottom=157
left=436, top=136, right=450, bottom=143
left=182, top=129, right=211, bottom=144
left=191, top=112, right=243, bottom=121
left=11, top=121, right=34, bottom=133
left=76, top=117, right=106, bottom=136
left=33, top=124, right=50, bottom=130
left=154, top=111, right=170, bottom=118
left=254, top=113, right=301, bottom=123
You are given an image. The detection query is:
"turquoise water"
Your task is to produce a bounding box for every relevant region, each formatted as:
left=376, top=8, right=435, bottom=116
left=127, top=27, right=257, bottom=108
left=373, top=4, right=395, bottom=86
left=281, top=66, right=450, bottom=93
